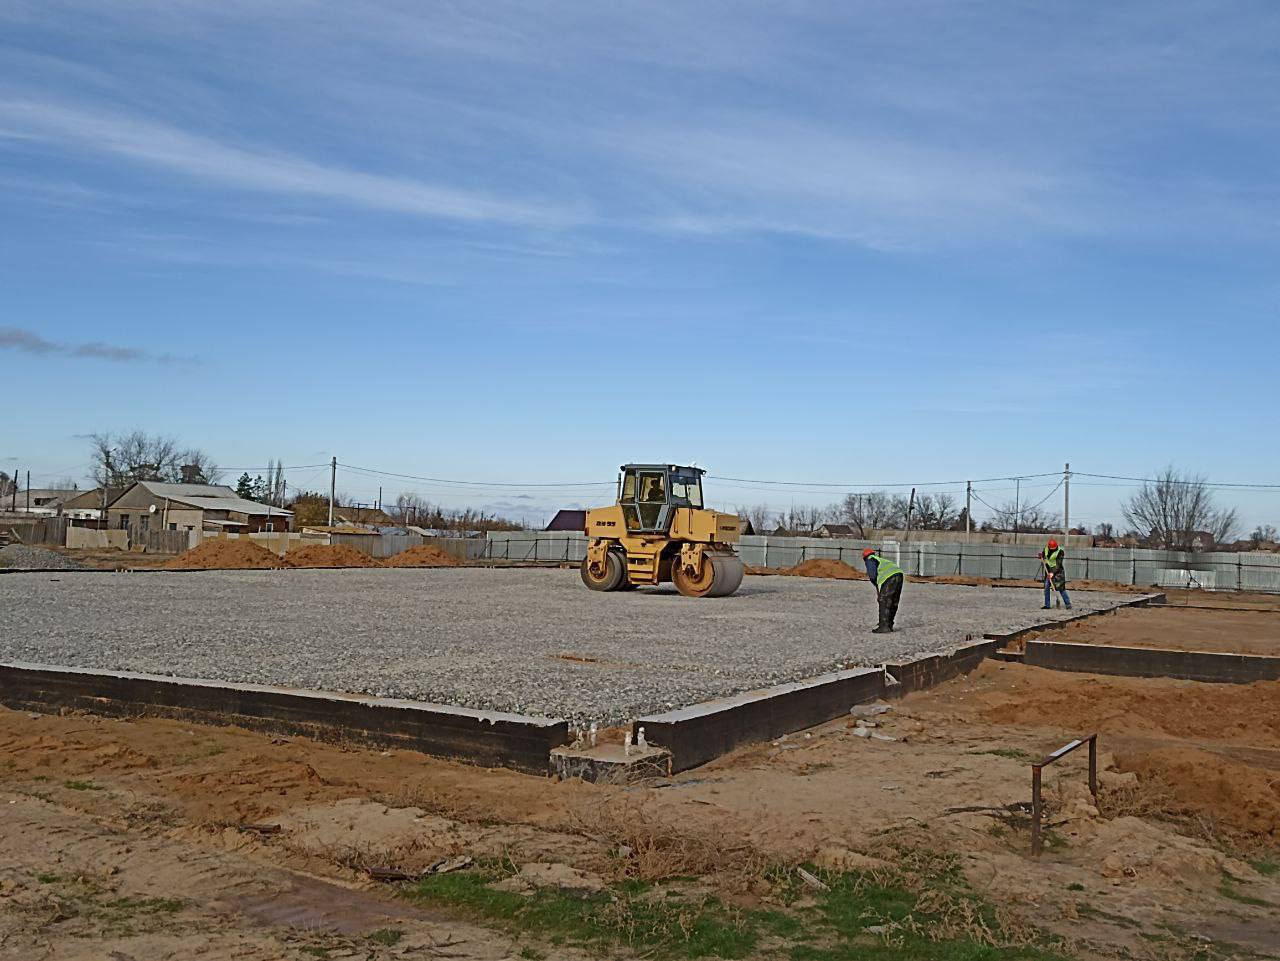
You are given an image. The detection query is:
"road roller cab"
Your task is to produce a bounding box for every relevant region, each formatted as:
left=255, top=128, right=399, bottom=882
left=582, top=465, right=745, bottom=597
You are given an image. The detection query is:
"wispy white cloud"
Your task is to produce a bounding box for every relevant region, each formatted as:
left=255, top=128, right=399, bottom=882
left=0, top=99, right=581, bottom=227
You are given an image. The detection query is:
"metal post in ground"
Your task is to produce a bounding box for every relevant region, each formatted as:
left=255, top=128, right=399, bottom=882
left=1088, top=736, right=1098, bottom=798
left=1031, top=765, right=1043, bottom=857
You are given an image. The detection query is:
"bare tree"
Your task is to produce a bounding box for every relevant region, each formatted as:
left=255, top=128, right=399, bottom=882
left=1249, top=524, right=1279, bottom=548
left=90, top=430, right=221, bottom=487
left=0, top=471, right=14, bottom=498
left=989, top=499, right=1062, bottom=534
left=1121, top=467, right=1239, bottom=551
left=913, top=492, right=959, bottom=530
left=735, top=504, right=774, bottom=535
left=837, top=491, right=897, bottom=536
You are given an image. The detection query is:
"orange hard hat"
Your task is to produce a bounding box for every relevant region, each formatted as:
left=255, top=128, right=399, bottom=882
left=862, top=548, right=876, bottom=559
left=1047, top=539, right=1058, bottom=549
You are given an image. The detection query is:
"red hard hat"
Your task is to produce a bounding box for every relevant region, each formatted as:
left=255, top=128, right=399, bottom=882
left=862, top=548, right=875, bottom=559
left=1047, top=539, right=1058, bottom=549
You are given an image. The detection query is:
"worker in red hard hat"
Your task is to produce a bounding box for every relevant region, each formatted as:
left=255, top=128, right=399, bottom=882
left=1040, top=538, right=1071, bottom=610
left=862, top=547, right=905, bottom=633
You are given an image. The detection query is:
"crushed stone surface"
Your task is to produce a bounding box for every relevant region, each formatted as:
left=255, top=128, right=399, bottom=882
left=0, top=545, right=86, bottom=570
left=0, top=568, right=1135, bottom=725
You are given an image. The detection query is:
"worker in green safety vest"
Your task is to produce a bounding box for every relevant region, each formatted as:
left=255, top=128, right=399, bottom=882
left=862, top=548, right=905, bottom=633
left=1040, top=539, right=1072, bottom=610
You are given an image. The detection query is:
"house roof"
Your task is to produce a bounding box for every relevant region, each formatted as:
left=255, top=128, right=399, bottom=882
left=14, top=488, right=79, bottom=502
left=128, top=481, right=293, bottom=517
left=169, top=495, right=293, bottom=517
left=545, top=509, right=587, bottom=532
left=62, top=487, right=126, bottom=510
left=139, top=482, right=239, bottom=499
left=818, top=523, right=857, bottom=535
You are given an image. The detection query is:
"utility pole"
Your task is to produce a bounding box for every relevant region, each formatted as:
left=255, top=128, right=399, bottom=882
left=1014, top=477, right=1021, bottom=545
left=1063, top=462, right=1071, bottom=547
left=25, top=469, right=30, bottom=513
left=101, top=450, right=113, bottom=524
left=11, top=465, right=17, bottom=511
left=904, top=487, right=916, bottom=545
left=965, top=481, right=972, bottom=543
left=328, top=456, right=337, bottom=527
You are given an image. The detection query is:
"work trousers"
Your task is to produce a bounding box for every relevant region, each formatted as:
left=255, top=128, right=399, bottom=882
left=877, top=573, right=904, bottom=629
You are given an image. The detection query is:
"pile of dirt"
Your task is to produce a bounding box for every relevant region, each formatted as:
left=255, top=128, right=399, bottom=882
left=381, top=545, right=464, bottom=568
left=785, top=558, right=866, bottom=580
left=976, top=672, right=1280, bottom=747
left=163, top=540, right=287, bottom=570
left=1118, top=746, right=1280, bottom=841
left=285, top=544, right=382, bottom=568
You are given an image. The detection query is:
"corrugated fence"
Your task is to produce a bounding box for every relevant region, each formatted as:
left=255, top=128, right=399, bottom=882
left=483, top=531, right=1280, bottom=593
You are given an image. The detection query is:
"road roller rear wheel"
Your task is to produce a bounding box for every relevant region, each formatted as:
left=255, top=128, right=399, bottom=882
left=581, top=549, right=625, bottom=591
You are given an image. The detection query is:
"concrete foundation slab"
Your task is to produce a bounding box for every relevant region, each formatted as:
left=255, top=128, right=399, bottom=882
left=0, top=568, right=1133, bottom=727
left=0, top=661, right=567, bottom=774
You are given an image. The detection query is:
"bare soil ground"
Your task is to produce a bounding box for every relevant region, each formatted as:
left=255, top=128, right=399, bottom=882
left=1045, top=606, right=1280, bottom=656
left=2, top=606, right=1278, bottom=960
left=1162, top=588, right=1280, bottom=612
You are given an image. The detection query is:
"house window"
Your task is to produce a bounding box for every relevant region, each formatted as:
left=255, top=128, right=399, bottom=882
left=139, top=514, right=149, bottom=532
left=265, top=522, right=274, bottom=532
left=169, top=523, right=177, bottom=531
left=118, top=515, right=129, bottom=529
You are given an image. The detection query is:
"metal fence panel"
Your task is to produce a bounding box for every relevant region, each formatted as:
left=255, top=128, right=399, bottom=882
left=484, top=532, right=1280, bottom=592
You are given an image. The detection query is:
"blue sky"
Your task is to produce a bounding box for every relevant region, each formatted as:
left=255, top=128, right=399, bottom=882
left=2, top=1, right=1277, bottom=529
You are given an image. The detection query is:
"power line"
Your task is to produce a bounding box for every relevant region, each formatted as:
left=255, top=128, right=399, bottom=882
left=706, top=471, right=1062, bottom=490
left=339, top=463, right=613, bottom=490
left=1074, top=472, right=1280, bottom=491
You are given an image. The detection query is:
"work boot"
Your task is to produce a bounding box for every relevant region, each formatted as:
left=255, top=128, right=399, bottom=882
left=1040, top=605, right=1051, bottom=610
left=872, top=626, right=890, bottom=634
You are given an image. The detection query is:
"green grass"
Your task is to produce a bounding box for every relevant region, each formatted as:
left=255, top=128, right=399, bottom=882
left=406, top=864, right=755, bottom=959
left=1065, top=883, right=1084, bottom=892
left=1248, top=858, right=1278, bottom=878
left=368, top=928, right=403, bottom=946
left=790, top=867, right=1070, bottom=961
left=299, top=948, right=330, bottom=959
left=968, top=748, right=1032, bottom=762
left=404, top=857, right=1070, bottom=961
left=64, top=780, right=104, bottom=791
left=519, top=948, right=545, bottom=960
left=35, top=873, right=61, bottom=884
left=1218, top=879, right=1272, bottom=908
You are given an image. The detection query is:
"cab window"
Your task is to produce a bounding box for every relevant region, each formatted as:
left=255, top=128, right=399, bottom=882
left=669, top=473, right=703, bottom=508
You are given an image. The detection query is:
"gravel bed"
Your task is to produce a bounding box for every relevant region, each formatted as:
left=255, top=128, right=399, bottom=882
left=0, top=545, right=86, bottom=570
left=0, top=568, right=1134, bottom=725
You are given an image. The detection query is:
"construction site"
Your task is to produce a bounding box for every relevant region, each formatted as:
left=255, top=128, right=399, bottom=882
left=2, top=520, right=1278, bottom=961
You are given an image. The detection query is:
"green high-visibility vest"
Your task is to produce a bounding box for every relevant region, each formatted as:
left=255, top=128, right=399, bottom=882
left=868, top=553, right=903, bottom=589
left=1042, top=547, right=1063, bottom=571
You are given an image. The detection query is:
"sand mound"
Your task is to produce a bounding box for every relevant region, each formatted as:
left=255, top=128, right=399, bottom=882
left=382, top=545, right=463, bottom=568
left=978, top=674, right=1280, bottom=747
left=1119, top=746, right=1280, bottom=841
left=285, top=544, right=382, bottom=568
left=164, top=540, right=287, bottom=570
left=785, top=558, right=867, bottom=580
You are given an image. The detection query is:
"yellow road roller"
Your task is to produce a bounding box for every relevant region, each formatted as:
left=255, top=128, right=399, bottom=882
left=581, top=464, right=744, bottom=597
